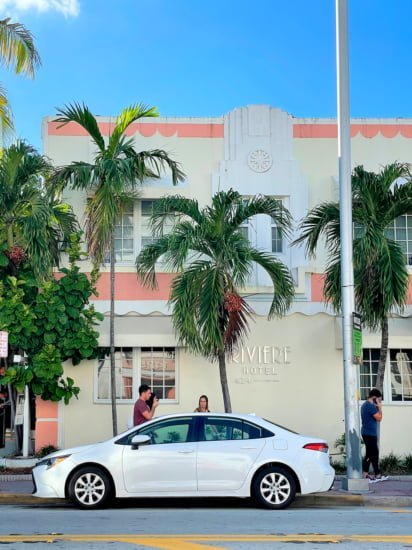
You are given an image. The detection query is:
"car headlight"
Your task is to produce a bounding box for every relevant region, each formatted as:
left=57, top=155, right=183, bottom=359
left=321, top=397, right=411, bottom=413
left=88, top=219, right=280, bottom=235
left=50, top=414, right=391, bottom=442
left=36, top=455, right=71, bottom=470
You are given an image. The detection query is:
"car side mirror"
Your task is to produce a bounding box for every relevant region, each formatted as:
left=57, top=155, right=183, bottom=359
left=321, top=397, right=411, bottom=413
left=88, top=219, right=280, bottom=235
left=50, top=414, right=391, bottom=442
left=131, top=434, right=151, bottom=450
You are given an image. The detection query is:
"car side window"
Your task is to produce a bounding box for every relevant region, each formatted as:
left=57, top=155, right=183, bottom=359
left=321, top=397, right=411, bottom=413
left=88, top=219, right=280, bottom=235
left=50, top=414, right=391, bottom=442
left=202, top=417, right=273, bottom=441
left=138, top=418, right=195, bottom=445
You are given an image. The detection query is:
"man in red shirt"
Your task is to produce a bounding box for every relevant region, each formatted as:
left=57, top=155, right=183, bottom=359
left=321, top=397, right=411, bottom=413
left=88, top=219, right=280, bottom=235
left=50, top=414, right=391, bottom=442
left=133, top=384, right=159, bottom=426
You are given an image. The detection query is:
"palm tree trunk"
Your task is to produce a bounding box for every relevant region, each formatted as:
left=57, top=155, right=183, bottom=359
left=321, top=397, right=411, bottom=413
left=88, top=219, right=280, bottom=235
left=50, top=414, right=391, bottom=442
left=110, top=233, right=118, bottom=436
left=218, top=351, right=232, bottom=413
left=376, top=317, right=389, bottom=393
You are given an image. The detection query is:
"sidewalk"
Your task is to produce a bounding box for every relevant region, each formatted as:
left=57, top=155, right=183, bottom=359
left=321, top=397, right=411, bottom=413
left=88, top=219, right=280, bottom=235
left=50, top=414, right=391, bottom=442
left=1, top=475, right=412, bottom=507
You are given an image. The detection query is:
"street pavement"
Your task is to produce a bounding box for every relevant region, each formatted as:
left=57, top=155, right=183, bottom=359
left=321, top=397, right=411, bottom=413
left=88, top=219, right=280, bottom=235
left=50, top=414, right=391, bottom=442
left=0, top=475, right=411, bottom=507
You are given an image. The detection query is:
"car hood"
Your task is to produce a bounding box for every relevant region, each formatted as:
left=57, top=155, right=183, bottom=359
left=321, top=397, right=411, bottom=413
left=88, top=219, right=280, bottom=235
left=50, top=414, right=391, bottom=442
left=43, top=442, right=104, bottom=459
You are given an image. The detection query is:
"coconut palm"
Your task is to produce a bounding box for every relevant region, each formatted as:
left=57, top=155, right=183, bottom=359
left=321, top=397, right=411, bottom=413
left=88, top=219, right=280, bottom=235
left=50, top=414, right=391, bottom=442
left=135, top=189, right=295, bottom=412
left=295, top=163, right=412, bottom=392
left=53, top=102, right=185, bottom=435
left=0, top=141, right=77, bottom=279
left=0, top=18, right=41, bottom=131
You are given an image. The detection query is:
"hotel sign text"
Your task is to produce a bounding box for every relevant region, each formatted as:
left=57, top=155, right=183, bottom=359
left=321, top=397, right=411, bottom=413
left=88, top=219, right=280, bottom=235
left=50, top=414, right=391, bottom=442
left=230, top=345, right=292, bottom=385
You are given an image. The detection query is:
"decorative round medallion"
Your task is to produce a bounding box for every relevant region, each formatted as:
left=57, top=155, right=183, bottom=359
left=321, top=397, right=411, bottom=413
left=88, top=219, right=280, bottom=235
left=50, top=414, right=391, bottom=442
left=247, top=149, right=272, bottom=173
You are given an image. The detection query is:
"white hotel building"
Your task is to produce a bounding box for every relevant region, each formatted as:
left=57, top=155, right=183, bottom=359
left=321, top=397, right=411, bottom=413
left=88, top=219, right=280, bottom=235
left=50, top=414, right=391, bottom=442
left=35, top=105, right=412, bottom=456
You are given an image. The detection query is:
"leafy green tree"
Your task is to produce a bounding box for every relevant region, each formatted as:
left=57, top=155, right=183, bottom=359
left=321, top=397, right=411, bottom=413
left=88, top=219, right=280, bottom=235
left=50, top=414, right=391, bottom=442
left=0, top=18, right=40, bottom=131
left=135, top=190, right=295, bottom=412
left=295, top=163, right=412, bottom=392
left=0, top=141, right=78, bottom=280
left=0, top=234, right=103, bottom=405
left=53, top=103, right=185, bottom=435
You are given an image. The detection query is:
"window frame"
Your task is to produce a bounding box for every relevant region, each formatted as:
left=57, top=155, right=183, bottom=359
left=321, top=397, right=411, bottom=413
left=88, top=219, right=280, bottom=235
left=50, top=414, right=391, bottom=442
left=94, top=346, right=179, bottom=404
left=360, top=347, right=412, bottom=405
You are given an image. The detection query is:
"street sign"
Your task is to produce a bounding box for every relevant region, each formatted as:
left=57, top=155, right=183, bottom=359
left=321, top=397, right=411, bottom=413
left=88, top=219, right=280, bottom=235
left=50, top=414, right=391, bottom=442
left=0, top=331, right=8, bottom=358
left=15, top=394, right=25, bottom=425
left=352, top=312, right=363, bottom=364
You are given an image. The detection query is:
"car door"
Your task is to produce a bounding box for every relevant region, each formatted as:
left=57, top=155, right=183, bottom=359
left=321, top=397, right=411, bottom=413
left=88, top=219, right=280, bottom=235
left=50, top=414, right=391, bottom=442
left=196, top=416, right=267, bottom=491
left=122, top=416, right=197, bottom=493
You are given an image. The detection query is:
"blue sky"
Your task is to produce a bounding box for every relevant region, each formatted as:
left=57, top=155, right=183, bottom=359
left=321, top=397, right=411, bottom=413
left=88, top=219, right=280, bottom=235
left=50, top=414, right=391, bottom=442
left=1, top=0, right=412, bottom=150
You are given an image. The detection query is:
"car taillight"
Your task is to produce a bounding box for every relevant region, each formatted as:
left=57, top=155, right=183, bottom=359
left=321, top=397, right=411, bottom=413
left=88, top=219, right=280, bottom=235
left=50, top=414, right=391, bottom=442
left=303, top=443, right=329, bottom=453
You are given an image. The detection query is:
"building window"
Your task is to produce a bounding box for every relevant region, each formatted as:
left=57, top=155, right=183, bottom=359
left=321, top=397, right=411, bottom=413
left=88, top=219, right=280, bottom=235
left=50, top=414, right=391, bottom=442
left=97, top=348, right=133, bottom=400
left=96, top=347, right=177, bottom=402
left=271, top=199, right=284, bottom=254
left=114, top=208, right=134, bottom=262
left=389, top=349, right=412, bottom=402
left=239, top=217, right=250, bottom=242
left=141, top=347, right=176, bottom=400
left=361, top=348, right=412, bottom=402
left=140, top=199, right=157, bottom=249
left=385, top=214, right=412, bottom=266
left=360, top=348, right=379, bottom=400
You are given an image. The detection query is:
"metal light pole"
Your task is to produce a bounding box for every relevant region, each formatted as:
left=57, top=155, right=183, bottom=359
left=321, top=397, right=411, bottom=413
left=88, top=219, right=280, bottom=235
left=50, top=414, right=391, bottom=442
left=335, top=0, right=368, bottom=491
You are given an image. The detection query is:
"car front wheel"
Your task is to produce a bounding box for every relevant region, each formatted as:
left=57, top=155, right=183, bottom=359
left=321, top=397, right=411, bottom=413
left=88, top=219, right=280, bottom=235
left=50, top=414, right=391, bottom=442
left=68, top=466, right=112, bottom=509
left=252, top=466, right=296, bottom=509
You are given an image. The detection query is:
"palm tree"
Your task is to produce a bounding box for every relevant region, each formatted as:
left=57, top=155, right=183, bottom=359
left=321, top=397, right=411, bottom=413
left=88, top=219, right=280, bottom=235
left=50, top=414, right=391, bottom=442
left=0, top=18, right=41, bottom=131
left=135, top=189, right=295, bottom=412
left=0, top=141, right=77, bottom=279
left=295, top=163, right=412, bottom=393
left=53, top=102, right=185, bottom=435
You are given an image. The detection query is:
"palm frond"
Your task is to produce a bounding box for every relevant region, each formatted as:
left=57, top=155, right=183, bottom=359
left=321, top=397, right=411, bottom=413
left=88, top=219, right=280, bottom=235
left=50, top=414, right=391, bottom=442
left=294, top=202, right=341, bottom=257
left=150, top=195, right=203, bottom=235
left=230, top=193, right=292, bottom=236
left=54, top=103, right=105, bottom=152
left=52, top=162, right=96, bottom=190
left=107, top=104, right=159, bottom=156
left=133, top=149, right=185, bottom=186
left=249, top=249, right=295, bottom=317
left=0, top=84, right=12, bottom=131
left=0, top=18, right=40, bottom=77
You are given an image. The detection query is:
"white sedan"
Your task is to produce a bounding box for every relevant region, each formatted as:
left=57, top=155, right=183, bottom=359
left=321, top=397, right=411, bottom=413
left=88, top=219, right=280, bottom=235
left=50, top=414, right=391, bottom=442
left=32, top=412, right=334, bottom=510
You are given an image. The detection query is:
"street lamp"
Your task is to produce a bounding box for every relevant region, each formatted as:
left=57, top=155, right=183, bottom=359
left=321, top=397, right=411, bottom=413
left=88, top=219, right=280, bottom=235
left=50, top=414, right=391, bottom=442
left=335, top=0, right=368, bottom=492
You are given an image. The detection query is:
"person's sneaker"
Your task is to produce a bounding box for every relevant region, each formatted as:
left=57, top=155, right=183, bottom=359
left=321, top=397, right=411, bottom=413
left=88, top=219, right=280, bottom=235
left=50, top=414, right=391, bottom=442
left=375, top=475, right=389, bottom=482
left=366, top=475, right=376, bottom=482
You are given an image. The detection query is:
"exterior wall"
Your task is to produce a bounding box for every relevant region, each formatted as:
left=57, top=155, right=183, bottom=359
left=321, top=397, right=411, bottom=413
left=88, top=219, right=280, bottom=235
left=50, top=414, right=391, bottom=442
left=42, top=106, right=412, bottom=457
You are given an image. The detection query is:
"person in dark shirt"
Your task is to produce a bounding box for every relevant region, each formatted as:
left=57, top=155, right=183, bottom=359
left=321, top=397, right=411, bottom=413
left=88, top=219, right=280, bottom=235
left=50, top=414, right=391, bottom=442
left=361, top=388, right=388, bottom=482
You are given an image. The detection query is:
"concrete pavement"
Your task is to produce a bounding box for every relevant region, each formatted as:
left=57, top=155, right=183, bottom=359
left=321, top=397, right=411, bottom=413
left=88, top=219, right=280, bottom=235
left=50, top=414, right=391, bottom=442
left=1, top=475, right=412, bottom=507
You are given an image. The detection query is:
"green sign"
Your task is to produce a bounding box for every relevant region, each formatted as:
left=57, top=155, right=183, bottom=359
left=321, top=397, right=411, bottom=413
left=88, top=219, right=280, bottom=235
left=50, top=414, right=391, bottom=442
left=352, top=312, right=362, bottom=364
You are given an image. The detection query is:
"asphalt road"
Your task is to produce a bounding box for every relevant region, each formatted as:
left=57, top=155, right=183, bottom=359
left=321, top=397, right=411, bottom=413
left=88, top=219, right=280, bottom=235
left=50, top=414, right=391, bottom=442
left=0, top=502, right=411, bottom=549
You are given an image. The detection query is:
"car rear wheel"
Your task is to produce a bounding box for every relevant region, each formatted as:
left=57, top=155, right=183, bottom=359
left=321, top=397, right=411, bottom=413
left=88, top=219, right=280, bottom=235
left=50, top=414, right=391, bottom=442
left=68, top=466, right=112, bottom=509
left=252, top=466, right=296, bottom=509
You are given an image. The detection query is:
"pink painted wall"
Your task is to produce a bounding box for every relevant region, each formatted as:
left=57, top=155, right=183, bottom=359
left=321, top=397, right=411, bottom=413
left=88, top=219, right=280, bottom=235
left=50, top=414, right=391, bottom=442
left=47, top=121, right=224, bottom=138
left=312, top=273, right=412, bottom=304
left=293, top=123, right=412, bottom=139
left=35, top=398, right=58, bottom=452
left=93, top=272, right=174, bottom=300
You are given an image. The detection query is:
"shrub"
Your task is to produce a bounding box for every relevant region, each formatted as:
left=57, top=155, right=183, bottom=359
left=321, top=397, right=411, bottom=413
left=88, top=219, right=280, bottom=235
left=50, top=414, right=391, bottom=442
left=35, top=444, right=59, bottom=458
left=330, top=460, right=346, bottom=474
left=380, top=453, right=403, bottom=474
left=402, top=454, right=412, bottom=473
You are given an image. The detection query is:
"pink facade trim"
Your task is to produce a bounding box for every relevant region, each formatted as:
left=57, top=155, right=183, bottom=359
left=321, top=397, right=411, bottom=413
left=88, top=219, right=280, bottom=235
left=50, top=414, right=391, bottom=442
left=312, top=273, right=412, bottom=304
left=47, top=121, right=224, bottom=138
left=35, top=397, right=58, bottom=452
left=293, top=124, right=412, bottom=139
left=311, top=273, right=326, bottom=302
left=93, top=272, right=173, bottom=300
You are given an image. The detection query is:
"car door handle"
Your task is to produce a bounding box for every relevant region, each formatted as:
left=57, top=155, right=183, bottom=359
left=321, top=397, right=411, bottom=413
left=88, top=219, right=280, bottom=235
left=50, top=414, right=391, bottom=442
left=241, top=446, right=257, bottom=449
left=178, top=449, right=195, bottom=454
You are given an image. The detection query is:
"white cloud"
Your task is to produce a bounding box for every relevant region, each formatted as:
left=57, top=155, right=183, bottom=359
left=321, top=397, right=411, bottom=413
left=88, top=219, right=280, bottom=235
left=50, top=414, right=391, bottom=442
left=0, top=0, right=80, bottom=17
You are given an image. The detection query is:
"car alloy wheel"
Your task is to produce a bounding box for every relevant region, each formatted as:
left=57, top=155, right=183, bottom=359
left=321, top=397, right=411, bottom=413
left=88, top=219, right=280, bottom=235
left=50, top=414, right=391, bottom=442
left=68, top=466, right=112, bottom=509
left=253, top=466, right=296, bottom=509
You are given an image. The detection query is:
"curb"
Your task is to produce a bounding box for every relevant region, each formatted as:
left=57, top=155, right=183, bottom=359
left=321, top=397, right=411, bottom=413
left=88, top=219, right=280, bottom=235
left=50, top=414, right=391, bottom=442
left=0, top=493, right=61, bottom=506
left=0, top=474, right=32, bottom=481
left=0, top=492, right=411, bottom=508
left=295, top=492, right=412, bottom=508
